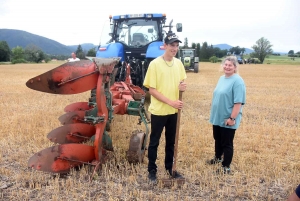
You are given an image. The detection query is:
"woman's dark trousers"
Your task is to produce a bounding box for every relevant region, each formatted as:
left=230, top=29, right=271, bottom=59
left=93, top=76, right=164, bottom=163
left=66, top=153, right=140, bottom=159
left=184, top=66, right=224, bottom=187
left=213, top=125, right=236, bottom=167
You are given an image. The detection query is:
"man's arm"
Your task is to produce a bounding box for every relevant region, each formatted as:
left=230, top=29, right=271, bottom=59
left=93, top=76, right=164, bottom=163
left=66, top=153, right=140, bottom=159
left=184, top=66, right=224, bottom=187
left=149, top=87, right=183, bottom=109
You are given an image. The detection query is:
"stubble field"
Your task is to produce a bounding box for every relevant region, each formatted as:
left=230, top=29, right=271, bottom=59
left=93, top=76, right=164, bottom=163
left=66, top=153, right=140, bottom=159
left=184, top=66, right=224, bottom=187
left=0, top=62, right=299, bottom=201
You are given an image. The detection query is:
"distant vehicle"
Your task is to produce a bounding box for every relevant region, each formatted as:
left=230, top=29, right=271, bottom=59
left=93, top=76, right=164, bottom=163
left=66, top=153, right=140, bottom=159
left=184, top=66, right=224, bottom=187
left=235, top=55, right=244, bottom=64
left=177, top=49, right=199, bottom=73
left=248, top=58, right=261, bottom=64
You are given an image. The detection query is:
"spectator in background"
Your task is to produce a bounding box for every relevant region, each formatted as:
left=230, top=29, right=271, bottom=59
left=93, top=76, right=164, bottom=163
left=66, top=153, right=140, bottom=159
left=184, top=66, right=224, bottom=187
left=287, top=184, right=300, bottom=201
left=68, top=52, right=80, bottom=62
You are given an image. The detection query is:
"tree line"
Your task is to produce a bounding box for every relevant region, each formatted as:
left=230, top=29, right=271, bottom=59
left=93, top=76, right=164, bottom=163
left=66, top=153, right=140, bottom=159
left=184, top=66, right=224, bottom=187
left=181, top=37, right=276, bottom=64
left=287, top=50, right=300, bottom=57
left=0, top=41, right=97, bottom=63
left=1, top=37, right=291, bottom=64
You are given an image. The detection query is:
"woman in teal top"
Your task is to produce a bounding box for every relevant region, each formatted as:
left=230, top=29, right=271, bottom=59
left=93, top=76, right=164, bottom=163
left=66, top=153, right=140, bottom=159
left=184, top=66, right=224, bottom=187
left=208, top=56, right=246, bottom=174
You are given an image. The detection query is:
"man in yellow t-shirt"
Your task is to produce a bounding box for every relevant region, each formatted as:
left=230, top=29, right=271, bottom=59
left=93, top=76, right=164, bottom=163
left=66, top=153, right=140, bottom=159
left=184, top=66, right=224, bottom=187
left=143, top=33, right=187, bottom=183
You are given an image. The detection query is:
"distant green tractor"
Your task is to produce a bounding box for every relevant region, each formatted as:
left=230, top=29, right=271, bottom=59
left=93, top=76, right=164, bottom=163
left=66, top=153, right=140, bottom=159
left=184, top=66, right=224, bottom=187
left=178, top=49, right=199, bottom=73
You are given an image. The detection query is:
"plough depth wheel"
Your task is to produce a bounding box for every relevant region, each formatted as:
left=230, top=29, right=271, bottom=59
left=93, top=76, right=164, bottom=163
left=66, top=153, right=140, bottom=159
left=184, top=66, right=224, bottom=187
left=126, top=130, right=146, bottom=164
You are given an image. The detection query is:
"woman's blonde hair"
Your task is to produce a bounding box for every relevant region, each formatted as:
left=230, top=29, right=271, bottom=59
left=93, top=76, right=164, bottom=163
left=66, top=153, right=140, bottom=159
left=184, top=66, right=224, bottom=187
left=220, top=56, right=239, bottom=73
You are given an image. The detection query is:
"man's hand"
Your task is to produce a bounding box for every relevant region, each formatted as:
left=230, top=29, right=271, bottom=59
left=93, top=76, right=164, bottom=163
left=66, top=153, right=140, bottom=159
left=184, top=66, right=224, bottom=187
left=179, top=81, right=187, bottom=91
left=170, top=100, right=184, bottom=109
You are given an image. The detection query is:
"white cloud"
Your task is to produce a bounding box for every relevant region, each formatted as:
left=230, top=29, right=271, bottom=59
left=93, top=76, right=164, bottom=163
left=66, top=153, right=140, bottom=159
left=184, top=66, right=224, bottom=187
left=0, top=0, right=299, bottom=52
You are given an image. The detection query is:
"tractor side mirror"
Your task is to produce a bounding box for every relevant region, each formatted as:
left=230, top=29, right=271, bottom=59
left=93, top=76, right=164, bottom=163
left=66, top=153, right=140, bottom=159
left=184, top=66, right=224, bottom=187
left=148, top=28, right=153, bottom=33
left=176, top=23, right=182, bottom=32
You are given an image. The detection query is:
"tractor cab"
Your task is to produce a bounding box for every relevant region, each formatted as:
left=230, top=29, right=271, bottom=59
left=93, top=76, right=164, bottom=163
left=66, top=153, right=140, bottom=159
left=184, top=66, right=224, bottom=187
left=180, top=49, right=195, bottom=58
left=98, top=14, right=168, bottom=60
left=115, top=19, right=156, bottom=48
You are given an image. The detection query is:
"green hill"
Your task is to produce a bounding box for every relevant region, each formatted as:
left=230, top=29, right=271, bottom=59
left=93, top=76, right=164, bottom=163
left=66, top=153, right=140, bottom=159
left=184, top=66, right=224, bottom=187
left=0, top=29, right=73, bottom=55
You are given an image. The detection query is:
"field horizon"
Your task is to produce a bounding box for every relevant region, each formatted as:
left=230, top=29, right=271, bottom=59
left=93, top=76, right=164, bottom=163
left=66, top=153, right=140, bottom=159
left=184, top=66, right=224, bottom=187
left=0, top=62, right=299, bottom=200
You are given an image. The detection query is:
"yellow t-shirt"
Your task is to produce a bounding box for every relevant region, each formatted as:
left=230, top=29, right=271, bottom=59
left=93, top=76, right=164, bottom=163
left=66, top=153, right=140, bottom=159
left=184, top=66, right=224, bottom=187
left=143, top=56, right=187, bottom=115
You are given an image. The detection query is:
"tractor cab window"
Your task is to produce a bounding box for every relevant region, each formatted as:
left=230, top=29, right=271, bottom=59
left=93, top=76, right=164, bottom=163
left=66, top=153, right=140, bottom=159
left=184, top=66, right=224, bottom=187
left=115, top=19, right=159, bottom=47
left=116, top=23, right=129, bottom=44
left=181, top=50, right=194, bottom=57
left=99, top=19, right=114, bottom=46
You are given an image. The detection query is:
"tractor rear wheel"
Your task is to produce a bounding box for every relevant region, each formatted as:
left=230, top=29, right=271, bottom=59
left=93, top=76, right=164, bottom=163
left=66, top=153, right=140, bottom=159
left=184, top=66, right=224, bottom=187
left=194, top=63, right=199, bottom=73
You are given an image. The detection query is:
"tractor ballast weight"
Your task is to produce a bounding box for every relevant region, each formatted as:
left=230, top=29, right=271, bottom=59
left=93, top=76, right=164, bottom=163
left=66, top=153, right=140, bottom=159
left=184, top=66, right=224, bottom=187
left=27, top=58, right=151, bottom=174
left=96, top=13, right=182, bottom=89
left=178, top=49, right=199, bottom=73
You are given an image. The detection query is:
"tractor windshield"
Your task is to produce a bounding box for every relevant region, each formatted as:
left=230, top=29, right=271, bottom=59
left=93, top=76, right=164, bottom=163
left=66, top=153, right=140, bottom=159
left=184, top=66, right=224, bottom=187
left=114, top=19, right=159, bottom=47
left=181, top=50, right=195, bottom=57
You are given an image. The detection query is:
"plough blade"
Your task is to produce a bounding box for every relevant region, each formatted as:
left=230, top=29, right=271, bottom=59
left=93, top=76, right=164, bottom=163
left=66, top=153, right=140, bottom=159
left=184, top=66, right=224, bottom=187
left=47, top=123, right=96, bottom=144
left=26, top=60, right=99, bottom=94
left=64, top=102, right=93, bottom=112
left=58, top=111, right=86, bottom=125
left=28, top=144, right=95, bottom=173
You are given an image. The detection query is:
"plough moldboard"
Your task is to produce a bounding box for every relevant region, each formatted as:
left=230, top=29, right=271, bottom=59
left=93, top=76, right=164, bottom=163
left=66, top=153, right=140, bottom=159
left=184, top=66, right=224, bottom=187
left=26, top=58, right=150, bottom=174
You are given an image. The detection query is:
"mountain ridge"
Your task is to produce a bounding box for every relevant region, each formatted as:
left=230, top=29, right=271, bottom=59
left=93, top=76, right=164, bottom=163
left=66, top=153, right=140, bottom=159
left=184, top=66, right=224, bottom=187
left=0, top=29, right=98, bottom=55
left=1, top=29, right=272, bottom=55
left=0, top=29, right=72, bottom=55
left=212, top=43, right=254, bottom=54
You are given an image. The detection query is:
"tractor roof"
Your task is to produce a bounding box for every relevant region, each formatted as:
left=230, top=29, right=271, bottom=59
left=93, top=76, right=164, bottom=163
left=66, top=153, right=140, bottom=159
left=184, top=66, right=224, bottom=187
left=112, top=13, right=166, bottom=20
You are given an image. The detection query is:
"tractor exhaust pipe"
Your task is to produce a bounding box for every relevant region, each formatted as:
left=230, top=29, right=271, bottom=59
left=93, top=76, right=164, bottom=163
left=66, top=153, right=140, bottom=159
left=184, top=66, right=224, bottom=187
left=168, top=19, right=173, bottom=34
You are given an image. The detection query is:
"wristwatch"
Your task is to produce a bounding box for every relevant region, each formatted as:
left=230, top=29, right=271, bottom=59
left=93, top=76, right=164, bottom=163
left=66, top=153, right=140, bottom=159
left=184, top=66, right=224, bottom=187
left=229, top=117, right=236, bottom=121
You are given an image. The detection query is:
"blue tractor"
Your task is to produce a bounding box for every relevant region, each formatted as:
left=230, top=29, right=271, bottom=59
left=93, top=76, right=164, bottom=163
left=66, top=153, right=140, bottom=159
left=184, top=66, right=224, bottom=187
left=96, top=13, right=182, bottom=88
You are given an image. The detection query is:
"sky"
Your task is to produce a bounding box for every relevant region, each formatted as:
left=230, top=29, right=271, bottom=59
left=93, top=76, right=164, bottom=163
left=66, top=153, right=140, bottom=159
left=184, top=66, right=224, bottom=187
left=0, top=0, right=299, bottom=53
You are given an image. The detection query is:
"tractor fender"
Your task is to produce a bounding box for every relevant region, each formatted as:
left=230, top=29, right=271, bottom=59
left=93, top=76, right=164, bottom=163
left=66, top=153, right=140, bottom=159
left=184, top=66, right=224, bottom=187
left=146, top=41, right=165, bottom=58
left=96, top=43, right=125, bottom=61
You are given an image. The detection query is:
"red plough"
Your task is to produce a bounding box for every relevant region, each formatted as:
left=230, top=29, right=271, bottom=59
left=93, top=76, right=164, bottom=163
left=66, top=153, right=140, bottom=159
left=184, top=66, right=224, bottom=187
left=27, top=58, right=150, bottom=174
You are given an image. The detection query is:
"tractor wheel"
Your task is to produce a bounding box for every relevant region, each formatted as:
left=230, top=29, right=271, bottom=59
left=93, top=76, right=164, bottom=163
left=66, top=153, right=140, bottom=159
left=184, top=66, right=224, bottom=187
left=110, top=67, right=118, bottom=86
left=126, top=130, right=146, bottom=164
left=117, top=62, right=126, bottom=82
left=142, top=60, right=151, bottom=91
left=136, top=59, right=142, bottom=87
left=194, top=63, right=199, bottom=73
left=106, top=121, right=111, bottom=131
